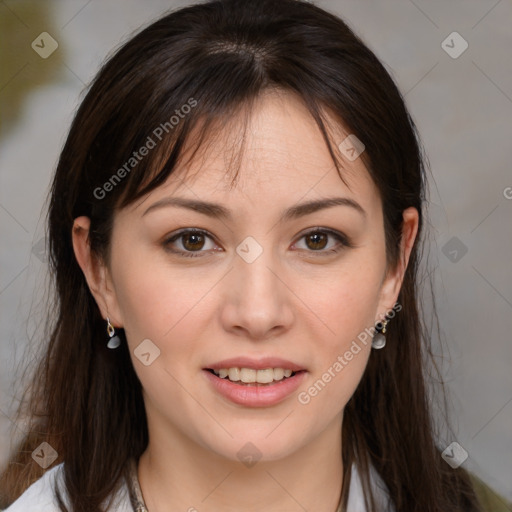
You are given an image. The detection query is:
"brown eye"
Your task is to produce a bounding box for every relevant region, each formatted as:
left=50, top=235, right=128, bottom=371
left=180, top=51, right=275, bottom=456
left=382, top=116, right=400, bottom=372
left=305, top=232, right=329, bottom=250
left=181, top=232, right=206, bottom=251
left=294, top=228, right=351, bottom=255
left=163, top=229, right=217, bottom=258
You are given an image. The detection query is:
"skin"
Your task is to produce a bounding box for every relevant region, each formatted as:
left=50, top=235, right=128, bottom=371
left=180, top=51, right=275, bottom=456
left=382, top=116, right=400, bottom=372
left=73, top=89, right=418, bottom=512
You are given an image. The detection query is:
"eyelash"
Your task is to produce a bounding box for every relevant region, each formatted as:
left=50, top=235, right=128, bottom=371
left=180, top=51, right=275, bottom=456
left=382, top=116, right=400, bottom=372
left=162, top=228, right=353, bottom=259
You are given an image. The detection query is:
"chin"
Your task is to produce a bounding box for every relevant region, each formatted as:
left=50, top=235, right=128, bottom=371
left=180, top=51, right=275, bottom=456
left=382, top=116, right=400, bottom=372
left=200, top=428, right=308, bottom=465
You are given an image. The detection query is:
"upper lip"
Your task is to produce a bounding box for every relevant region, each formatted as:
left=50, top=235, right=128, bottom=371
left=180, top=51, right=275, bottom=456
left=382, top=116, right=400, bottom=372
left=204, top=357, right=305, bottom=372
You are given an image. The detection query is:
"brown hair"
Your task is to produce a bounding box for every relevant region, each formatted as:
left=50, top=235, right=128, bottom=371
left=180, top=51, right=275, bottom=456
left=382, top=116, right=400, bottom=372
left=0, top=1, right=482, bottom=510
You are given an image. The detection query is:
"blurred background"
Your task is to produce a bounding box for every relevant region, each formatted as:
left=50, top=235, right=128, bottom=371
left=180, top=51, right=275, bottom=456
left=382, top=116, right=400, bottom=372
left=1, top=0, right=511, bottom=502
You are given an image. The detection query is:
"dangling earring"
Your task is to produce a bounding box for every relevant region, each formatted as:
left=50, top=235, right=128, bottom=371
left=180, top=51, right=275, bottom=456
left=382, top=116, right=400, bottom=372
left=106, top=317, right=121, bottom=349
left=371, top=319, right=388, bottom=349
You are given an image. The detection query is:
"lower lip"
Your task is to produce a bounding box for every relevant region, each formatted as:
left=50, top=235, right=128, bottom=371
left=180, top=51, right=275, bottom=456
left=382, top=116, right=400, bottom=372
left=202, top=369, right=307, bottom=407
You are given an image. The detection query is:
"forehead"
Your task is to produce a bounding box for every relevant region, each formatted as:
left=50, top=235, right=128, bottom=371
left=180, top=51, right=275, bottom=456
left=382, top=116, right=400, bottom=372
left=131, top=89, right=380, bottom=219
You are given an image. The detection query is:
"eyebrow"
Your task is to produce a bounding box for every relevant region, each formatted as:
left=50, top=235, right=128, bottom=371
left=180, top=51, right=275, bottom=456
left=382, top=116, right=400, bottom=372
left=142, top=196, right=366, bottom=221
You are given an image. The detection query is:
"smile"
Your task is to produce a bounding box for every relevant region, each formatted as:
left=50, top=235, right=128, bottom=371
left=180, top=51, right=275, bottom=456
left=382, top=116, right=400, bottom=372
left=203, top=368, right=307, bottom=407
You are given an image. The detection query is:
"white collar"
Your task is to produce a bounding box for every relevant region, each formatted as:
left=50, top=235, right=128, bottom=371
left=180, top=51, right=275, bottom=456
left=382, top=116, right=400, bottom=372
left=345, top=461, right=394, bottom=512
left=3, top=458, right=393, bottom=512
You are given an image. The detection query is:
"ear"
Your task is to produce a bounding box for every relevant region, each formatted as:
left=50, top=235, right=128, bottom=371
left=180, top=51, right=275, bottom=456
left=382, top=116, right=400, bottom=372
left=376, top=207, right=419, bottom=320
left=71, top=216, right=124, bottom=328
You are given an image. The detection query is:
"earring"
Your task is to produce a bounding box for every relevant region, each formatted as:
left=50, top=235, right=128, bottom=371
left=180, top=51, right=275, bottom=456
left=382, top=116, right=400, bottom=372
left=371, top=319, right=388, bottom=350
left=106, top=317, right=121, bottom=349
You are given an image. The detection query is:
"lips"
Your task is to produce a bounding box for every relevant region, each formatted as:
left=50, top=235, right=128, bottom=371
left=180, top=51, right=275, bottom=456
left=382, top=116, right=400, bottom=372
left=203, top=368, right=307, bottom=407
left=202, top=356, right=307, bottom=407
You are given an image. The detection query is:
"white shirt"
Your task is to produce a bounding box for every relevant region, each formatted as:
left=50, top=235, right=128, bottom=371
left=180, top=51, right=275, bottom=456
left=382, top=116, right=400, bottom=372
left=3, top=464, right=132, bottom=512
left=4, top=460, right=393, bottom=511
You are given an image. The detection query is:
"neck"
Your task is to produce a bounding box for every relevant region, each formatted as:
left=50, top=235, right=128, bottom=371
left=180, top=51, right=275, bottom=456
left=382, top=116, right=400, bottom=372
left=137, top=413, right=344, bottom=512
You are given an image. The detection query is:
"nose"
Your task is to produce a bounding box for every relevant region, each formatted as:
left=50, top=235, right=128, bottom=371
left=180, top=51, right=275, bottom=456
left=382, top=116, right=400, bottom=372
left=220, top=245, right=295, bottom=341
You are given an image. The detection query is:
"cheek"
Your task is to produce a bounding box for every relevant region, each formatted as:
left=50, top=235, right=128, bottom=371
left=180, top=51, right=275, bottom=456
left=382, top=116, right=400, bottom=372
left=110, top=243, right=212, bottom=353
left=297, top=267, right=381, bottom=413
left=302, top=253, right=384, bottom=380
left=315, top=256, right=385, bottom=345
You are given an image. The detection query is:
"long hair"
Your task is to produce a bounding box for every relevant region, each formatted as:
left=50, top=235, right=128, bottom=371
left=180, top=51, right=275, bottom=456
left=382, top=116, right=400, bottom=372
left=0, top=1, right=482, bottom=511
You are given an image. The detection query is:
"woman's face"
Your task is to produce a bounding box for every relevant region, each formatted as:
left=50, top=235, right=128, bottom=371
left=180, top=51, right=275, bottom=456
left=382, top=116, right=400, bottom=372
left=76, top=89, right=417, bottom=463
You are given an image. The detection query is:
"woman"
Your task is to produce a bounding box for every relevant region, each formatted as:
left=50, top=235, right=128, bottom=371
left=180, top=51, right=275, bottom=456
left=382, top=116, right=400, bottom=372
left=0, top=0, right=506, bottom=510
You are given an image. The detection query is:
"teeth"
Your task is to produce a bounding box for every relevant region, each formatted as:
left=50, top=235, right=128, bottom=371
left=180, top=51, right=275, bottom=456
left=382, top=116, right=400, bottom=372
left=228, top=368, right=240, bottom=381
left=241, top=368, right=257, bottom=383
left=273, top=368, right=284, bottom=380
left=211, top=367, right=297, bottom=383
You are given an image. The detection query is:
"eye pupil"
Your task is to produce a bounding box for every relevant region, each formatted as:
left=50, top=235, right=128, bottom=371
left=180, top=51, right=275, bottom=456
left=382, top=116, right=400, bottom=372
left=306, top=232, right=328, bottom=250
left=183, top=233, right=205, bottom=251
